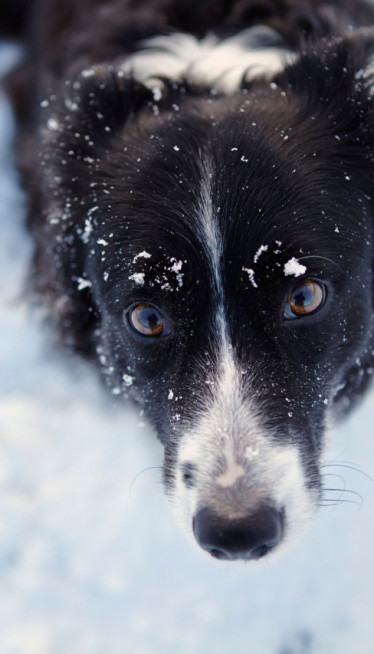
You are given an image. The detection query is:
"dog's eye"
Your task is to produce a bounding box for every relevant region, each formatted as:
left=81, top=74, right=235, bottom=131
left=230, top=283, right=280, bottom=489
left=284, top=280, right=326, bottom=319
left=129, top=302, right=166, bottom=336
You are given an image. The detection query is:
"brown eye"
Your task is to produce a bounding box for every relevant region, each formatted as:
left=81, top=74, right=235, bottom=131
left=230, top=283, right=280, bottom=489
left=129, top=302, right=166, bottom=336
left=284, top=280, right=326, bottom=319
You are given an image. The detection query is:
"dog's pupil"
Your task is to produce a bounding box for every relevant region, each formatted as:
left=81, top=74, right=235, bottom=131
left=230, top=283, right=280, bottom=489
left=142, top=308, right=160, bottom=329
left=291, top=280, right=322, bottom=314
left=294, top=288, right=309, bottom=308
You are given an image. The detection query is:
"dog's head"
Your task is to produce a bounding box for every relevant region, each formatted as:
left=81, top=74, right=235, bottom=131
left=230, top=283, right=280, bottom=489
left=36, top=28, right=374, bottom=560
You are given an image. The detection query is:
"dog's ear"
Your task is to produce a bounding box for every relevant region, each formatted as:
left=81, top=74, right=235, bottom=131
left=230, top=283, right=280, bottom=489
left=36, top=67, right=157, bottom=354
left=343, top=27, right=374, bottom=99
left=275, top=27, right=374, bottom=186
left=277, top=28, right=374, bottom=318
left=42, top=64, right=156, bottom=146
left=278, top=27, right=374, bottom=122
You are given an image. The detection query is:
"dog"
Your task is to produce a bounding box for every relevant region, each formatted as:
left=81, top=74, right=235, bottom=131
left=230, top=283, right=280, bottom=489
left=3, top=0, right=374, bottom=561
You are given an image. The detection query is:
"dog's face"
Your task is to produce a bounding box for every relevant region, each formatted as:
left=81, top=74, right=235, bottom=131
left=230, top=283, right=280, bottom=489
left=37, top=32, right=374, bottom=560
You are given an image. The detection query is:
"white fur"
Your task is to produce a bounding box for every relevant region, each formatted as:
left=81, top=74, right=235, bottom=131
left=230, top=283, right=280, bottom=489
left=121, top=26, right=296, bottom=94
left=198, top=162, right=223, bottom=296
left=215, top=443, right=246, bottom=488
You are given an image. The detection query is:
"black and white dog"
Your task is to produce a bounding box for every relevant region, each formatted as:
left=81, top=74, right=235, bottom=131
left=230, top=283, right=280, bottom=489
left=3, top=0, right=374, bottom=561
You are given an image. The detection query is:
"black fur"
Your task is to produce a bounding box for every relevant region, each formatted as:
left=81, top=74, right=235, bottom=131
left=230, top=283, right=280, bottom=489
left=4, top=0, right=374, bottom=558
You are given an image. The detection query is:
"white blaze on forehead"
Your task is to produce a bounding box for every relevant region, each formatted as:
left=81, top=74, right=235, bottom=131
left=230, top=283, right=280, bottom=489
left=121, top=26, right=296, bottom=94
left=198, top=162, right=222, bottom=295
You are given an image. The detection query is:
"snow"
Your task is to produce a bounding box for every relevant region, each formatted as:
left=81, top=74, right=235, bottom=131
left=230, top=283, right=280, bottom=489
left=81, top=212, right=97, bottom=243
left=284, top=257, right=307, bottom=277
left=133, top=251, right=152, bottom=264
left=122, top=374, right=134, bottom=387
left=81, top=68, right=96, bottom=79
left=46, top=118, right=60, bottom=132
left=151, top=86, right=163, bottom=102
left=128, top=272, right=145, bottom=285
left=75, top=277, right=92, bottom=291
left=169, top=258, right=184, bottom=287
left=1, top=43, right=374, bottom=654
left=242, top=266, right=258, bottom=288
left=254, top=244, right=268, bottom=263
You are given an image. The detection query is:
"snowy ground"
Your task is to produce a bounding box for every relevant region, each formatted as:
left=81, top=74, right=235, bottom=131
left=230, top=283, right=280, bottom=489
left=1, top=42, right=374, bottom=654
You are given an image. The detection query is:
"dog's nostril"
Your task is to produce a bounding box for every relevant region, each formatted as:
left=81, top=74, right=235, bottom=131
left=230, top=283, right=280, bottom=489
left=251, top=543, right=272, bottom=560
left=192, top=505, right=284, bottom=561
left=208, top=547, right=230, bottom=561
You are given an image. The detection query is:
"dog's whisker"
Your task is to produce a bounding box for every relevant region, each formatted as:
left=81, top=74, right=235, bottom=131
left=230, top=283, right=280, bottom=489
left=322, top=488, right=363, bottom=500
left=298, top=254, right=344, bottom=272
left=321, top=483, right=364, bottom=510
left=321, top=472, right=347, bottom=485
left=321, top=463, right=374, bottom=485
left=319, top=499, right=362, bottom=507
left=128, top=466, right=163, bottom=500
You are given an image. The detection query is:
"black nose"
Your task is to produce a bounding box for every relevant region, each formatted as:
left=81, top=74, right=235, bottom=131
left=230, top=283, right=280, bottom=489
left=192, top=505, right=284, bottom=561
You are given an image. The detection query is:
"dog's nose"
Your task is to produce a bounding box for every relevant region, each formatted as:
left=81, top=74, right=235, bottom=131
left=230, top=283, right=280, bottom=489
left=192, top=505, right=283, bottom=561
